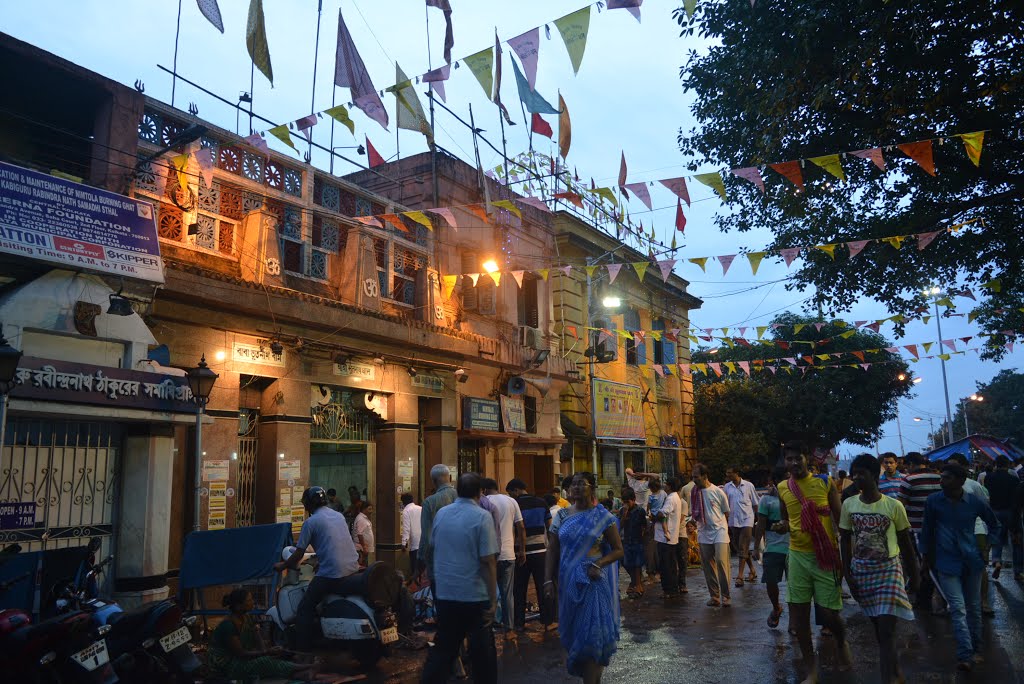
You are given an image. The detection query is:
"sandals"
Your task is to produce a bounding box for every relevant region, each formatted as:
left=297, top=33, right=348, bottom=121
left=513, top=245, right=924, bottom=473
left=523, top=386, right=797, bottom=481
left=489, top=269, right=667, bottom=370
left=767, top=608, right=783, bottom=628
left=747, top=573, right=758, bottom=582
left=706, top=598, right=721, bottom=607
left=734, top=578, right=745, bottom=588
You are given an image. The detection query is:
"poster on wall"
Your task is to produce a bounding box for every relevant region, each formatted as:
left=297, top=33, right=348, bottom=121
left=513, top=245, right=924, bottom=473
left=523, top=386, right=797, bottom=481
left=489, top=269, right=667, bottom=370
left=592, top=379, right=645, bottom=440
left=278, top=459, right=301, bottom=482
left=499, top=395, right=526, bottom=433
left=202, top=460, right=230, bottom=482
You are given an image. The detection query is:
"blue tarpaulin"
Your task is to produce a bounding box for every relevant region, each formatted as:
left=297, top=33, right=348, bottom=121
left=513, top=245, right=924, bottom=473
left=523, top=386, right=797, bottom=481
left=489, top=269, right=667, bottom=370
left=179, top=523, right=292, bottom=590
left=925, top=435, right=1019, bottom=463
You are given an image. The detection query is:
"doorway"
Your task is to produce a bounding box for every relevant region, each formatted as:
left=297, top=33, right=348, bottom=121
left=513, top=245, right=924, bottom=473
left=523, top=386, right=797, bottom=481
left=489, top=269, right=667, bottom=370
left=309, top=442, right=374, bottom=512
left=513, top=452, right=554, bottom=496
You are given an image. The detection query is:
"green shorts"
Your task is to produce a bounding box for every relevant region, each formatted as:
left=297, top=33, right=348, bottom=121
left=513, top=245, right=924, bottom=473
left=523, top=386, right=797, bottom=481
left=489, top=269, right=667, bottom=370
left=786, top=549, right=842, bottom=611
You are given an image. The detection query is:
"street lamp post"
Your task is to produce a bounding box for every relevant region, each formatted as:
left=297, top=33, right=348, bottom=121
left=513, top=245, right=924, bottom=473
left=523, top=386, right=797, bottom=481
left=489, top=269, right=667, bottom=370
left=0, top=326, right=24, bottom=460
left=186, top=355, right=218, bottom=533
left=924, top=287, right=955, bottom=444
left=961, top=394, right=983, bottom=438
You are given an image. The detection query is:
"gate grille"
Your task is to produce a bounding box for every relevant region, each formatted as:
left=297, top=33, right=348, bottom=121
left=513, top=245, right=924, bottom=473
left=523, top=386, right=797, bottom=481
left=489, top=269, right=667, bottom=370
left=235, top=409, right=259, bottom=527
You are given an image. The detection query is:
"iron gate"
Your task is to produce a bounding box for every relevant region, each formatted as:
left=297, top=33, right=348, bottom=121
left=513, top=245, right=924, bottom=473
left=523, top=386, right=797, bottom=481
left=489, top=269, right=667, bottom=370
left=0, top=419, right=119, bottom=556
left=235, top=409, right=259, bottom=527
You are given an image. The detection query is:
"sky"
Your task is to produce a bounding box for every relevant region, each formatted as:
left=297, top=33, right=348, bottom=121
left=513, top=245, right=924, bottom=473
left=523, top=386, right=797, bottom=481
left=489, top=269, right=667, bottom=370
left=4, top=0, right=1019, bottom=456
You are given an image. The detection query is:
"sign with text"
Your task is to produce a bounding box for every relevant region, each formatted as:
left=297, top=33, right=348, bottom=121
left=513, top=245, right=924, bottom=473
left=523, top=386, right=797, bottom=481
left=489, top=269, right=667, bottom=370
left=499, top=395, right=526, bottom=433
left=411, top=373, right=444, bottom=393
left=333, top=361, right=375, bottom=381
left=202, top=460, right=230, bottom=482
left=0, top=161, right=164, bottom=282
left=232, top=341, right=285, bottom=367
left=593, top=379, right=645, bottom=440
left=0, top=502, right=36, bottom=530
left=463, top=397, right=501, bottom=432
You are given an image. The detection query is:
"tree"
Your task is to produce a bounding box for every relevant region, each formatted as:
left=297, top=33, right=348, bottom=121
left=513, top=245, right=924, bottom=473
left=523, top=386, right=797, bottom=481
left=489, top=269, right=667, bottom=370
left=674, top=1, right=1024, bottom=358
left=948, top=369, right=1024, bottom=442
left=693, top=313, right=912, bottom=470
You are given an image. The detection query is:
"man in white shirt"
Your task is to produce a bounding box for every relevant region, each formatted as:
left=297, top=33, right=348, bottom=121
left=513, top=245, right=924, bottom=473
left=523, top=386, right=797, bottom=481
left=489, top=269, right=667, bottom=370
left=691, top=463, right=733, bottom=607
left=655, top=477, right=684, bottom=597
left=625, top=467, right=656, bottom=510
left=724, top=466, right=761, bottom=586
left=352, top=501, right=375, bottom=567
left=400, top=493, right=422, bottom=577
left=482, top=478, right=524, bottom=632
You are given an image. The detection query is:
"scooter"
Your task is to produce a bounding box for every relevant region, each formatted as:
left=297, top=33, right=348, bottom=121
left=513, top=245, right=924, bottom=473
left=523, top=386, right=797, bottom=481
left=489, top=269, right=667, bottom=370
left=265, top=547, right=401, bottom=668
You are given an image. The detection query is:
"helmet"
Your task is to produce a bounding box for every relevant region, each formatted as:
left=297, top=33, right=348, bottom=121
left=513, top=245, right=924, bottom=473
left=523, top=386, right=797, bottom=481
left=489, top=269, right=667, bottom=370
left=301, top=486, right=329, bottom=511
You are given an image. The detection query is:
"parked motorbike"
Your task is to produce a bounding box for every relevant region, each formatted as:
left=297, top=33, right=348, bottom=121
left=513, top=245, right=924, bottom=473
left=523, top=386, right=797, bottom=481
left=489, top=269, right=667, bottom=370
left=266, top=547, right=401, bottom=668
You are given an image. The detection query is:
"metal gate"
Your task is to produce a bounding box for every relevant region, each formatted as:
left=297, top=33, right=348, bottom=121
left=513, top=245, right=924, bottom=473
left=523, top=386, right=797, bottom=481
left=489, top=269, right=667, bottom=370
left=235, top=409, right=259, bottom=527
left=0, top=419, right=119, bottom=556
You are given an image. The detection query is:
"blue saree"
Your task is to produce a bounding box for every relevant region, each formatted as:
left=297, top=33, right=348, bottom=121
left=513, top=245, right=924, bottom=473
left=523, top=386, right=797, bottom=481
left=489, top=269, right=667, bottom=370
left=557, top=505, right=620, bottom=676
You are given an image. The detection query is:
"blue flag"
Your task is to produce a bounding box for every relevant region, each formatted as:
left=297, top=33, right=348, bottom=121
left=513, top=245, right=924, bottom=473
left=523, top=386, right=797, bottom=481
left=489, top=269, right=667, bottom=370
left=511, top=58, right=559, bottom=115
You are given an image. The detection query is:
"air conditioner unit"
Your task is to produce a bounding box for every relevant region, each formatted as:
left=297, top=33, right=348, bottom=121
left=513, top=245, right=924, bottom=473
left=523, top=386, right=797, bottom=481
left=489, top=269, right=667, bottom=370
left=518, top=325, right=545, bottom=351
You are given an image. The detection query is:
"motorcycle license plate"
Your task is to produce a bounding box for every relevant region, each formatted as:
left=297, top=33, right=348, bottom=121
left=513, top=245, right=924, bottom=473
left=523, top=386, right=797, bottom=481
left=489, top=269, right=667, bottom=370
left=71, top=639, right=110, bottom=672
left=380, top=626, right=398, bottom=644
left=159, top=625, right=192, bottom=653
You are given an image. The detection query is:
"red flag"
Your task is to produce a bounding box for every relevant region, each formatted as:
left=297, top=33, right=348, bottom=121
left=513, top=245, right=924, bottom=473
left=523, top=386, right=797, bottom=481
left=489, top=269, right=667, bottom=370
left=531, top=113, right=553, bottom=139
left=675, top=199, right=686, bottom=232
left=897, top=141, right=936, bottom=176
left=365, top=136, right=385, bottom=167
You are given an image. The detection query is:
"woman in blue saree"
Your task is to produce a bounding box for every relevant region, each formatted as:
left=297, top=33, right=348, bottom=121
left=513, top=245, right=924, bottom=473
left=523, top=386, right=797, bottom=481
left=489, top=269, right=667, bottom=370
left=544, top=472, right=624, bottom=683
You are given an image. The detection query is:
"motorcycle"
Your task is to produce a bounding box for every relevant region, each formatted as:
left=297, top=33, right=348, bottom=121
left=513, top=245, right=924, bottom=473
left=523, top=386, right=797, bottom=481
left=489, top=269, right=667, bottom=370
left=265, top=547, right=401, bottom=668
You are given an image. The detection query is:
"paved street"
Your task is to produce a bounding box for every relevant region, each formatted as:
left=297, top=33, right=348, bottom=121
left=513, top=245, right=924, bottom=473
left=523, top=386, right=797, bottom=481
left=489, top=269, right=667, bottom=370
left=316, top=560, right=1024, bottom=684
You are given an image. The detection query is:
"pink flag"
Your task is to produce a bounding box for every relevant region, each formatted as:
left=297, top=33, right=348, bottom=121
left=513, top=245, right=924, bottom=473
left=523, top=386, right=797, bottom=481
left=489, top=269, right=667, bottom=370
left=780, top=247, right=800, bottom=267
left=1006, top=341, right=1015, bottom=353
left=194, top=147, right=215, bottom=189
left=847, top=240, right=869, bottom=257
left=675, top=198, right=686, bottom=233
left=904, top=344, right=919, bottom=359
left=507, top=27, right=540, bottom=91
left=657, top=259, right=675, bottom=281
left=767, top=366, right=777, bottom=374
left=243, top=133, right=269, bottom=155
left=335, top=9, right=389, bottom=130
left=866, top=322, right=881, bottom=333
left=295, top=113, right=317, bottom=141
left=916, top=230, right=941, bottom=250
left=659, top=177, right=690, bottom=206
left=427, top=208, right=457, bottom=230
left=618, top=152, right=628, bottom=191
left=783, top=357, right=797, bottom=366
left=607, top=263, right=623, bottom=284
left=851, top=148, right=885, bottom=171
left=942, top=339, right=957, bottom=352
left=608, top=0, right=643, bottom=21
left=518, top=197, right=551, bottom=213
left=196, top=0, right=225, bottom=32
left=860, top=364, right=871, bottom=371
left=653, top=364, right=665, bottom=377
left=732, top=167, right=765, bottom=194
left=426, top=0, right=454, bottom=64
left=738, top=361, right=750, bottom=375
left=624, top=182, right=652, bottom=210
left=423, top=64, right=450, bottom=102
left=560, top=265, right=572, bottom=277
left=510, top=270, right=525, bottom=288
left=814, top=322, right=826, bottom=331
left=884, top=346, right=898, bottom=353
left=719, top=254, right=736, bottom=275
left=708, top=363, right=722, bottom=377
left=854, top=320, right=867, bottom=328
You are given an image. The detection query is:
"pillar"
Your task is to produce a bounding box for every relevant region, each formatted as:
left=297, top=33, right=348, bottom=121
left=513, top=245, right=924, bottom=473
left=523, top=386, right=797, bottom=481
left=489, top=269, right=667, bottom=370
left=373, top=391, right=419, bottom=568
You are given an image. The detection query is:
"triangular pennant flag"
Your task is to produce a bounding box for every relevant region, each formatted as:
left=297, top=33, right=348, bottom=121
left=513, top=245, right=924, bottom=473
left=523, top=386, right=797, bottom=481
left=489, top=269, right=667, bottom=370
left=553, top=191, right=583, bottom=208
left=558, top=94, right=571, bottom=159
left=267, top=125, right=296, bottom=150
left=464, top=47, right=494, bottom=98
left=334, top=9, right=388, bottom=129
left=693, top=172, right=726, bottom=201
left=242, top=133, right=269, bottom=155
left=171, top=153, right=190, bottom=190
left=709, top=363, right=722, bottom=377
left=489, top=271, right=501, bottom=287
left=625, top=183, right=652, bottom=210
left=518, top=197, right=551, bottom=213
left=860, top=363, right=871, bottom=371
left=196, top=0, right=225, bottom=32
left=531, top=112, right=553, bottom=139
left=746, top=252, right=766, bottom=275
left=294, top=113, right=317, bottom=141
left=756, top=326, right=768, bottom=339
left=815, top=322, right=826, bottom=332
left=618, top=152, right=628, bottom=192
left=537, top=269, right=549, bottom=282
left=673, top=198, right=687, bottom=233
left=814, top=244, right=837, bottom=260
left=769, top=160, right=804, bottom=189
left=246, top=0, right=273, bottom=85
left=584, top=265, right=599, bottom=278
left=467, top=273, right=481, bottom=287
left=507, top=27, right=539, bottom=90
left=808, top=154, right=845, bottom=182
left=510, top=56, right=558, bottom=114
left=441, top=275, right=457, bottom=300
left=897, top=141, right=936, bottom=176
left=960, top=131, right=984, bottom=167
left=659, top=177, right=691, bottom=206
left=657, top=259, right=675, bottom=282
left=937, top=353, right=951, bottom=361
left=427, top=208, right=457, bottom=231
left=723, top=361, right=737, bottom=374
left=422, top=65, right=450, bottom=102
left=553, top=6, right=591, bottom=75
left=561, top=325, right=577, bottom=340
left=353, top=216, right=382, bottom=228
left=632, top=261, right=649, bottom=282
left=365, top=136, right=385, bottom=167
left=884, top=346, right=898, bottom=353
left=780, top=247, right=801, bottom=267
left=491, top=199, right=521, bottom=217
left=942, top=339, right=957, bottom=352
left=606, top=263, right=623, bottom=284
left=850, top=148, right=885, bottom=172
left=464, top=204, right=489, bottom=222
left=323, top=105, right=356, bottom=135
left=851, top=351, right=865, bottom=362
left=847, top=240, right=869, bottom=258
left=904, top=344, right=920, bottom=359
left=194, top=147, right=215, bottom=189
left=404, top=211, right=433, bottom=230
left=794, top=323, right=806, bottom=334
left=688, top=257, right=707, bottom=272
left=592, top=187, right=619, bottom=205
left=393, top=63, right=432, bottom=140
left=718, top=254, right=736, bottom=275
left=560, top=265, right=572, bottom=278
left=882, top=236, right=904, bottom=250
left=380, top=214, right=408, bottom=232
left=732, top=167, right=765, bottom=194
left=981, top=278, right=1001, bottom=292
left=916, top=230, right=941, bottom=250
left=491, top=32, right=515, bottom=126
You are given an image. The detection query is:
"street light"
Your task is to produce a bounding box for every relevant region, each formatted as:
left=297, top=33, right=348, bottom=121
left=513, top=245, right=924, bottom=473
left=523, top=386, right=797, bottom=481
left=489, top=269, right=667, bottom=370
left=961, top=394, right=984, bottom=438
left=186, top=355, right=218, bottom=532
left=922, top=285, right=954, bottom=444
left=0, top=326, right=23, bottom=460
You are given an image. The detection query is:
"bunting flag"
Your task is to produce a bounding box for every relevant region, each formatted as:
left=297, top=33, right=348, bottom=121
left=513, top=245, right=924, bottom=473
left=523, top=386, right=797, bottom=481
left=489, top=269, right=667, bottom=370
left=558, top=94, right=571, bottom=159
left=657, top=259, right=675, bottom=281
left=809, top=154, right=845, bottom=182
left=553, top=6, right=591, bottom=75
left=607, top=263, right=623, bottom=284
left=674, top=198, right=686, bottom=233
left=632, top=261, right=649, bottom=282
left=492, top=199, right=521, bottom=217
left=531, top=112, right=553, bottom=139
left=565, top=325, right=578, bottom=338
left=623, top=182, right=651, bottom=209
left=393, top=64, right=432, bottom=140
left=294, top=113, right=317, bottom=141
left=537, top=269, right=549, bottom=282
left=960, top=131, right=984, bottom=167
left=847, top=239, right=869, bottom=257
left=365, top=136, right=385, bottom=167
left=245, top=0, right=273, bottom=85
left=897, top=141, right=936, bottom=176
left=732, top=167, right=765, bottom=194
left=464, top=204, right=489, bottom=222
left=747, top=251, right=765, bottom=275
left=780, top=247, right=800, bottom=267
left=618, top=152, right=628, bottom=192
left=353, top=216, right=382, bottom=228
left=196, top=0, right=224, bottom=32
left=511, top=57, right=558, bottom=114
left=815, top=244, right=837, bottom=260
left=194, top=147, right=215, bottom=189
left=323, top=105, right=355, bottom=135
left=171, top=153, right=190, bottom=190
left=519, top=196, right=551, bottom=213
left=381, top=214, right=408, bottom=232
left=422, top=65, right=450, bottom=102
left=851, top=148, right=885, bottom=171
left=689, top=257, right=707, bottom=272
left=492, top=31, right=515, bottom=126
left=426, top=0, right=455, bottom=64
left=769, top=161, right=804, bottom=189
left=428, top=208, right=457, bottom=230
left=693, top=172, right=726, bottom=201
left=718, top=254, right=736, bottom=275
left=904, top=344, right=920, bottom=359
left=242, top=133, right=269, bottom=154
left=554, top=190, right=583, bottom=208
left=917, top=230, right=941, bottom=250
left=404, top=211, right=433, bottom=230
left=335, top=9, right=388, bottom=129
left=489, top=271, right=501, bottom=286
left=466, top=273, right=480, bottom=287
left=882, top=236, right=904, bottom=250
left=507, top=27, right=540, bottom=90
left=660, top=177, right=691, bottom=206
left=441, top=274, right=458, bottom=300
left=464, top=47, right=494, bottom=98
left=267, top=125, right=296, bottom=150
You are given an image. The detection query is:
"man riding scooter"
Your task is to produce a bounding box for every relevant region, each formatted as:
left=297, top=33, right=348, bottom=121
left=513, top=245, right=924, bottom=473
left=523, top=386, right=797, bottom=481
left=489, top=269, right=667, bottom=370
left=273, top=486, right=361, bottom=651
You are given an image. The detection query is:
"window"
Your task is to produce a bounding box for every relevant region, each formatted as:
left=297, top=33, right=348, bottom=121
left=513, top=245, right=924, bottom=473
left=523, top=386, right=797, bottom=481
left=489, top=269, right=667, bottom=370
left=460, top=251, right=496, bottom=315
left=623, top=309, right=645, bottom=366
left=591, top=318, right=618, bottom=362
left=374, top=236, right=427, bottom=308
left=517, top=275, right=540, bottom=327
left=652, top=319, right=676, bottom=366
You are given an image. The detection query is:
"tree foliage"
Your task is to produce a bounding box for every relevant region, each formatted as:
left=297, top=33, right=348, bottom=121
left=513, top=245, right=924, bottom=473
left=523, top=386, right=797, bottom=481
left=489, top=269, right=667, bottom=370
left=693, top=313, right=912, bottom=469
left=929, top=369, right=1024, bottom=445
left=674, top=1, right=1024, bottom=357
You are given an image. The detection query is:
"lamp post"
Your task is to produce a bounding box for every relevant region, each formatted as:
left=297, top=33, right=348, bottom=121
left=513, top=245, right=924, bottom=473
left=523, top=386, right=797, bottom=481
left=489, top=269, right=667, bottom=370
left=186, top=355, right=218, bottom=533
left=0, top=326, right=24, bottom=459
left=895, top=374, right=923, bottom=456
left=923, top=286, right=954, bottom=444
left=961, top=394, right=983, bottom=438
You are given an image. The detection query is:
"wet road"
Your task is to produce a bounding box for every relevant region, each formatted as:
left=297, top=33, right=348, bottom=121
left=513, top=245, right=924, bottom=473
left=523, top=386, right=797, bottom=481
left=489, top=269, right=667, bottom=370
left=311, top=561, right=1024, bottom=684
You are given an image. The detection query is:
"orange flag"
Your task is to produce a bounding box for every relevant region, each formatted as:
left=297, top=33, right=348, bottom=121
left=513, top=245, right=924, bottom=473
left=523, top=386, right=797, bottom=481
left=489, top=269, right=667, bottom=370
left=897, top=141, right=935, bottom=176
left=769, top=161, right=804, bottom=189
left=558, top=94, right=571, bottom=160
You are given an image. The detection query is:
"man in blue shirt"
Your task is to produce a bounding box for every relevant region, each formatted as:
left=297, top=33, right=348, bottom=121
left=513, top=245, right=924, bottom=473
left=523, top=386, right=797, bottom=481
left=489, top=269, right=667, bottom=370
left=421, top=473, right=499, bottom=684
left=919, top=462, right=1001, bottom=672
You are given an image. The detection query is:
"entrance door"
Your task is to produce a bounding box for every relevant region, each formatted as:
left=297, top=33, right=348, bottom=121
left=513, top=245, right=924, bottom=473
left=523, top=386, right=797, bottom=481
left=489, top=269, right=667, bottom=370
left=513, top=452, right=554, bottom=496
left=309, top=442, right=374, bottom=512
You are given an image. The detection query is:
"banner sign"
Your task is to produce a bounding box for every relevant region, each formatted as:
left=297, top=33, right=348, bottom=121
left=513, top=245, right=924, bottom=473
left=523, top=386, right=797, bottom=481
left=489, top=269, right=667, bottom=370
left=11, top=356, right=195, bottom=413
left=593, top=379, right=645, bottom=440
left=463, top=397, right=501, bottom=431
left=0, top=161, right=164, bottom=283
left=499, top=395, right=526, bottom=433
left=0, top=502, right=36, bottom=530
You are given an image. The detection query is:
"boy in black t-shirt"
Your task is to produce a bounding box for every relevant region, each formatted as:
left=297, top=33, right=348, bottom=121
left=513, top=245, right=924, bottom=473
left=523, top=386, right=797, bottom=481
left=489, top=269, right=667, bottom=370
left=619, top=487, right=648, bottom=597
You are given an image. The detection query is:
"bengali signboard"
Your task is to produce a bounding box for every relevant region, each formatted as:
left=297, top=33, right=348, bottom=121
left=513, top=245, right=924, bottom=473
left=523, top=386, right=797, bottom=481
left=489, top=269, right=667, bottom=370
left=333, top=361, right=376, bottom=381
left=232, top=341, right=286, bottom=367
left=593, top=379, right=645, bottom=440
left=0, top=161, right=164, bottom=283
left=463, top=397, right=501, bottom=432
left=10, top=357, right=195, bottom=413
left=499, top=395, right=526, bottom=433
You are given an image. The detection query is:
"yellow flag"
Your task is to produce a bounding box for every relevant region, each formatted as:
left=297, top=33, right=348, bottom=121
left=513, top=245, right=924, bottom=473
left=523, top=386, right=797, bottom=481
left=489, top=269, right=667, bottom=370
left=584, top=265, right=598, bottom=278
left=171, top=153, right=190, bottom=190
left=632, top=261, right=649, bottom=282
left=592, top=187, right=618, bottom=205
left=794, top=323, right=806, bottom=334
left=724, top=361, right=736, bottom=374
left=693, top=172, right=726, bottom=201
left=747, top=251, right=765, bottom=275
left=688, top=257, right=708, bottom=272
left=246, top=0, right=273, bottom=85
left=968, top=310, right=980, bottom=323
left=558, top=94, right=571, bottom=160
left=937, top=353, right=951, bottom=361
left=323, top=105, right=355, bottom=135
left=491, top=199, right=521, bottom=217
left=537, top=268, right=549, bottom=282
left=464, top=47, right=494, bottom=98
left=840, top=330, right=857, bottom=338
left=267, top=125, right=296, bottom=150
left=441, top=275, right=458, bottom=300
left=981, top=278, right=1001, bottom=292
left=815, top=244, right=837, bottom=259
left=489, top=271, right=501, bottom=287
left=756, top=326, right=768, bottom=339
left=553, top=6, right=591, bottom=75
left=882, top=236, right=904, bottom=250
left=816, top=354, right=829, bottom=361
left=404, top=211, right=433, bottom=230
left=393, top=63, right=432, bottom=141
left=809, top=154, right=846, bottom=182
left=923, top=342, right=934, bottom=353
left=960, top=131, right=984, bottom=167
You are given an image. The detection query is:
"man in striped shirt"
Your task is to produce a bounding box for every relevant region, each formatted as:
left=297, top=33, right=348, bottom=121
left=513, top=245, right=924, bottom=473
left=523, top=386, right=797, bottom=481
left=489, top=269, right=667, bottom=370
left=880, top=452, right=909, bottom=500
left=902, top=452, right=942, bottom=610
